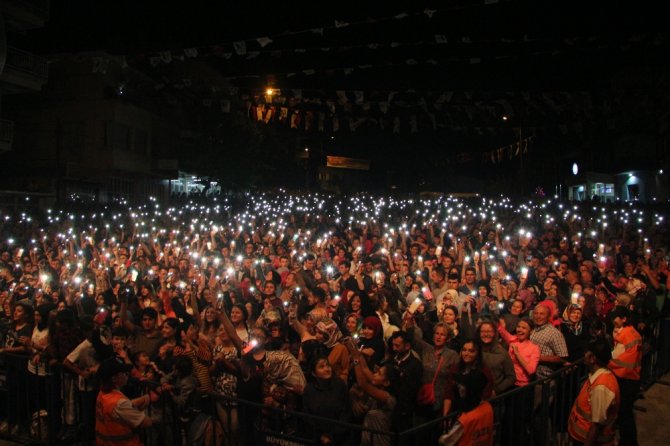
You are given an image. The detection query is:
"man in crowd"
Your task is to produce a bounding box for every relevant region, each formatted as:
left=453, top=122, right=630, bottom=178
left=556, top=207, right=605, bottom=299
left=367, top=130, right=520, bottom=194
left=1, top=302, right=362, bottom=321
left=568, top=339, right=620, bottom=446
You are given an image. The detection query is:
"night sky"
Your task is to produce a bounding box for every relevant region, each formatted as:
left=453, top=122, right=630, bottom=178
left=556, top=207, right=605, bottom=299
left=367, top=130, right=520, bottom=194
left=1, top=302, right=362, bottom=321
left=11, top=1, right=670, bottom=191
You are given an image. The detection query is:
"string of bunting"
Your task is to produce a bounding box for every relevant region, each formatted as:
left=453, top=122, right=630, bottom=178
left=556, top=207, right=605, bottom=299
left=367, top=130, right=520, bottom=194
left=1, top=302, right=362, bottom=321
left=482, top=135, right=534, bottom=164
left=123, top=1, right=512, bottom=66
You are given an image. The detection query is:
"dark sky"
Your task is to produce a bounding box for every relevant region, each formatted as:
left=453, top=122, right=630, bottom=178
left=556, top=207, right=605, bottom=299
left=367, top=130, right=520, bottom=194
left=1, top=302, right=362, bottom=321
left=11, top=1, right=670, bottom=188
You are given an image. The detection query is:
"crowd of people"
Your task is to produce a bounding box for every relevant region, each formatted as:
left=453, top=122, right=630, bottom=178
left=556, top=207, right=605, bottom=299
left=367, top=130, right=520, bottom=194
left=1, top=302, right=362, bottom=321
left=0, top=192, right=667, bottom=446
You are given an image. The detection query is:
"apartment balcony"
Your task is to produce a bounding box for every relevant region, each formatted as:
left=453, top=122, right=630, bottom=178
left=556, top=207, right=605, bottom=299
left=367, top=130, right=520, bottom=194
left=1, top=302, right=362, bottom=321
left=0, top=0, right=50, bottom=31
left=0, top=46, right=49, bottom=93
left=0, top=119, right=14, bottom=153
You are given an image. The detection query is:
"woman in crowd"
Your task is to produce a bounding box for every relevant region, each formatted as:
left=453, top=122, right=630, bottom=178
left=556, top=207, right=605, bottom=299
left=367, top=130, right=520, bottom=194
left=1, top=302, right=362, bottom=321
left=211, top=321, right=241, bottom=446
left=443, top=340, right=494, bottom=417
left=229, top=303, right=250, bottom=345
left=476, top=320, right=516, bottom=395
left=497, top=317, right=540, bottom=386
left=501, top=299, right=525, bottom=334
left=157, top=317, right=183, bottom=373
left=440, top=304, right=464, bottom=352
left=200, top=305, right=222, bottom=344
left=358, top=315, right=386, bottom=366
left=403, top=317, right=459, bottom=418
left=344, top=313, right=362, bottom=338
left=345, top=337, right=398, bottom=446
left=560, top=303, right=590, bottom=362
left=302, top=356, right=352, bottom=445
left=314, top=318, right=350, bottom=381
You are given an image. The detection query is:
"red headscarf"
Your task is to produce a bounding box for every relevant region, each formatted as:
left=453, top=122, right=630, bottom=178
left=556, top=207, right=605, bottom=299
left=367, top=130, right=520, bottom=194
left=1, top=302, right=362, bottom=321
left=536, top=300, right=560, bottom=327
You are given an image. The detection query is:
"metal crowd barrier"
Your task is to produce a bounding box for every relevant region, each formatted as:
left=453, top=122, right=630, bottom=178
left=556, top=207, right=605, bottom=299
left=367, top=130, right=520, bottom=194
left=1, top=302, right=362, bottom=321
left=1, top=316, right=668, bottom=445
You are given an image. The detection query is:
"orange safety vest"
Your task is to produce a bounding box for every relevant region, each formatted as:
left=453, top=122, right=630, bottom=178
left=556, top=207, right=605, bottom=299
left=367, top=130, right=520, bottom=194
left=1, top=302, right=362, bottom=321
left=95, top=390, right=142, bottom=446
left=457, top=401, right=494, bottom=446
left=568, top=370, right=620, bottom=445
left=608, top=326, right=642, bottom=380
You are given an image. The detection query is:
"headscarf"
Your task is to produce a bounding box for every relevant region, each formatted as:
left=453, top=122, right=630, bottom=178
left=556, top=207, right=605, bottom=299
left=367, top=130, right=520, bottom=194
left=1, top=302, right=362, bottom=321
left=315, top=318, right=343, bottom=349
left=307, top=307, right=327, bottom=325
left=562, top=304, right=583, bottom=335
left=536, top=300, right=560, bottom=327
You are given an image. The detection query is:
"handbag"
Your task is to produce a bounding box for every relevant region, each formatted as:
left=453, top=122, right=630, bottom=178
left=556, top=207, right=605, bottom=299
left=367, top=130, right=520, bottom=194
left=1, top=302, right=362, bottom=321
left=417, top=354, right=444, bottom=406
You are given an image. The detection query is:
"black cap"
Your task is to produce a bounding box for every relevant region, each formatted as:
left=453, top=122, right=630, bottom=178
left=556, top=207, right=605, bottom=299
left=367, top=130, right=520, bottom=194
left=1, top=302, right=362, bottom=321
left=98, top=357, right=132, bottom=381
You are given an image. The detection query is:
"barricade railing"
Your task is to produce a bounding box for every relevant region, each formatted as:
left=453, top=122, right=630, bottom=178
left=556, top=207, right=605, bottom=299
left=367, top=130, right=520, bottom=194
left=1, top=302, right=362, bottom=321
left=0, top=316, right=668, bottom=445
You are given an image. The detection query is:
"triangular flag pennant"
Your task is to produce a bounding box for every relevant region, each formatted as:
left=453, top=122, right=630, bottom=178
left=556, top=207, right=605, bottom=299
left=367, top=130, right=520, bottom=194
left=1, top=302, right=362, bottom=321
left=318, top=112, right=325, bottom=132
left=424, top=9, right=437, bottom=18
left=334, top=20, right=349, bottom=28
left=264, top=107, right=274, bottom=124
left=160, top=51, right=173, bottom=63
left=233, top=41, right=247, bottom=55
left=336, top=91, right=348, bottom=104
left=256, top=37, right=273, bottom=47
left=290, top=111, right=301, bottom=129
left=428, top=113, right=437, bottom=130
left=247, top=52, right=260, bottom=59
left=305, top=111, right=314, bottom=131
left=393, top=117, right=401, bottom=133
left=256, top=105, right=265, bottom=121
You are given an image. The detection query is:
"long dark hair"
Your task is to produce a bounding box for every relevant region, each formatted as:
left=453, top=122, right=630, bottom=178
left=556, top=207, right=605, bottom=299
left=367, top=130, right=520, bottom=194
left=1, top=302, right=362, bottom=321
left=162, top=317, right=182, bottom=345
left=457, top=339, right=485, bottom=373
left=35, top=303, right=55, bottom=331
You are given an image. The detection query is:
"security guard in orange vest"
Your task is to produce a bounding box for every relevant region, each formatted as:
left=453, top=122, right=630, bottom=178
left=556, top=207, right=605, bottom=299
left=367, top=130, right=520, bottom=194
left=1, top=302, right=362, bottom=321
left=439, top=369, right=494, bottom=446
left=568, top=339, right=620, bottom=446
left=95, top=357, right=153, bottom=446
left=607, top=307, right=642, bottom=446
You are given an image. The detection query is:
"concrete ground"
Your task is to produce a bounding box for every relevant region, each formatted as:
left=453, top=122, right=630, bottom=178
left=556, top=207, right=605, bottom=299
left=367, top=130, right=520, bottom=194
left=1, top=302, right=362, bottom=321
left=637, top=373, right=670, bottom=446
